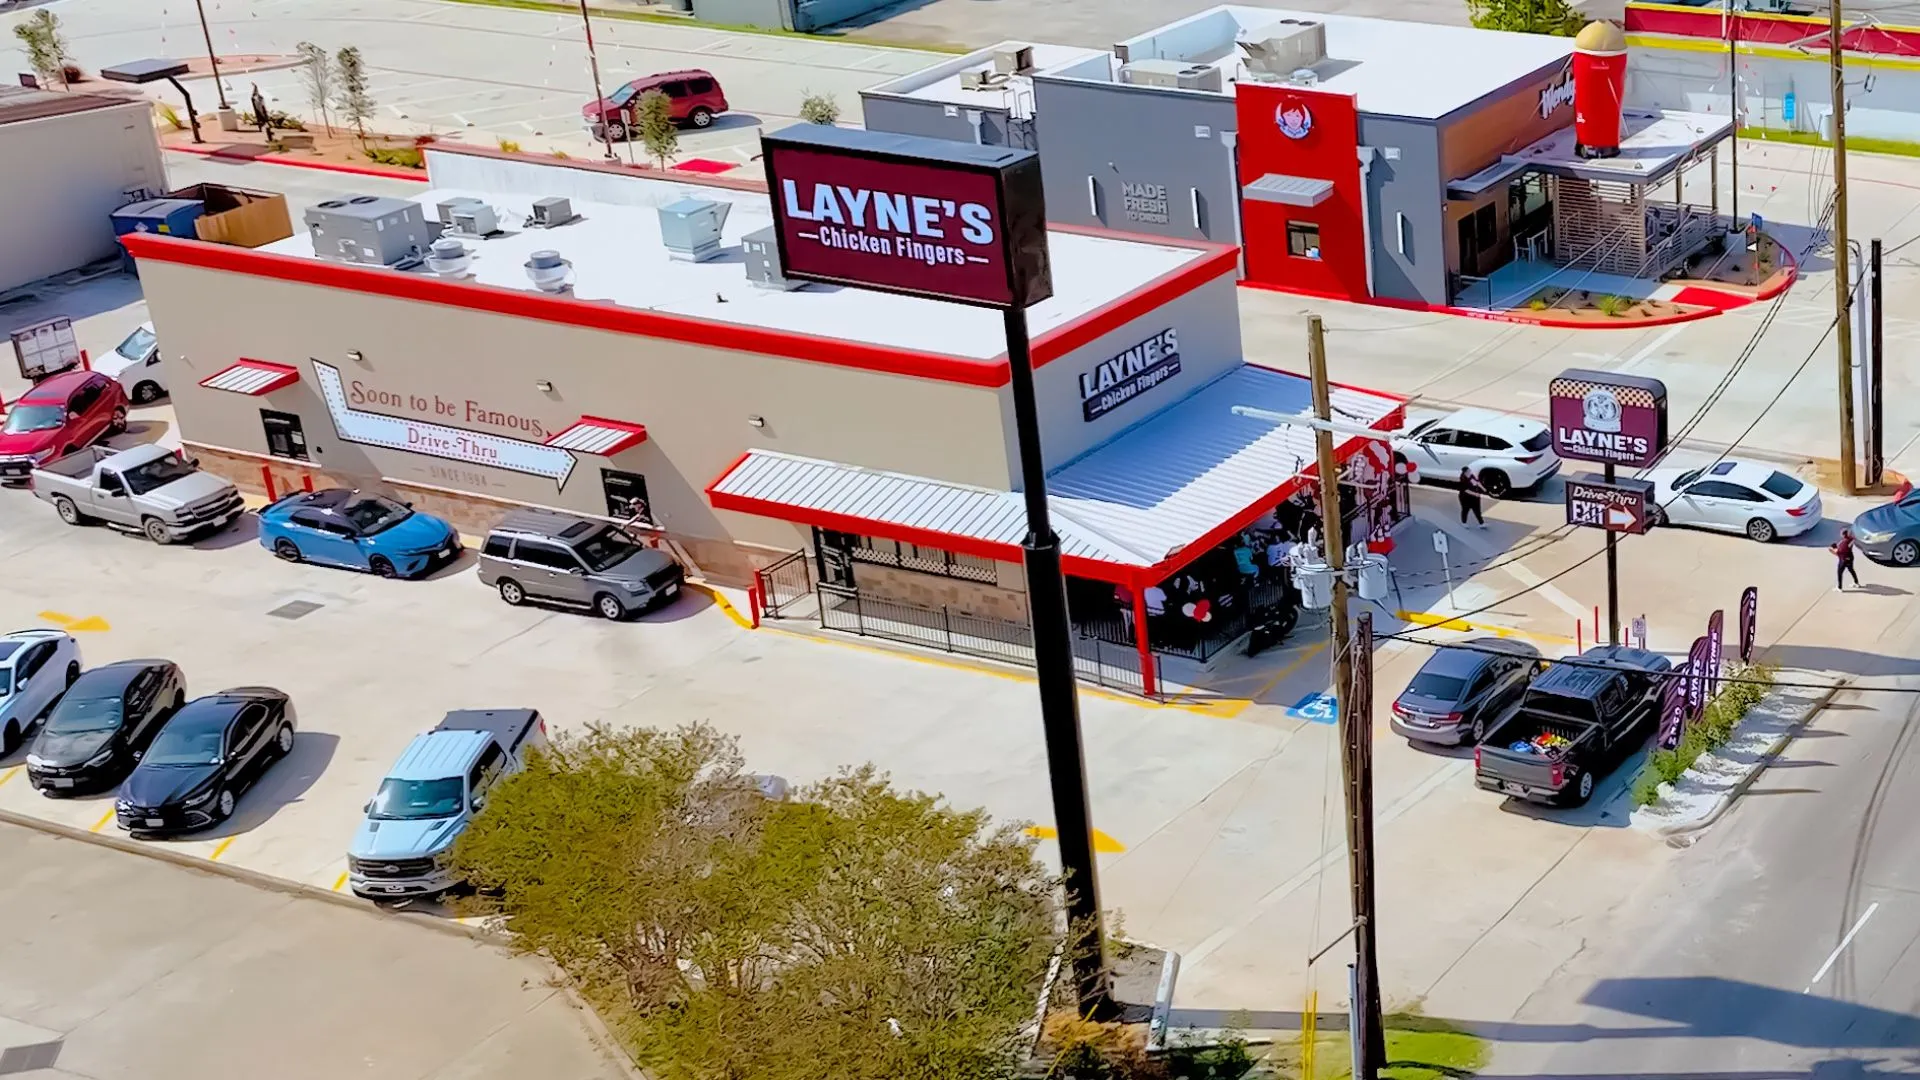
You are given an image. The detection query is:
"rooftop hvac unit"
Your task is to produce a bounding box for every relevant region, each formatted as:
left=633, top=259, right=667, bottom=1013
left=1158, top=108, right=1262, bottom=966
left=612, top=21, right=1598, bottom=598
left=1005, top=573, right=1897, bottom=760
left=992, top=45, right=1035, bottom=75
left=305, top=195, right=431, bottom=269
left=1238, top=20, right=1328, bottom=80
left=524, top=249, right=572, bottom=293
left=1289, top=68, right=1319, bottom=86
left=959, top=70, right=995, bottom=90
left=741, top=226, right=802, bottom=291
left=436, top=196, right=485, bottom=225
left=1119, top=58, right=1191, bottom=88
left=1176, top=64, right=1223, bottom=92
left=528, top=196, right=575, bottom=228
left=448, top=202, right=500, bottom=237
left=424, top=237, right=473, bottom=278
left=658, top=197, right=731, bottom=263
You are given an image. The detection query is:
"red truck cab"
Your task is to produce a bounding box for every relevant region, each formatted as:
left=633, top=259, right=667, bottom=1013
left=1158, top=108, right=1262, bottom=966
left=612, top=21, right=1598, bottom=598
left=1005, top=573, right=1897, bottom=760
left=583, top=70, right=728, bottom=141
left=0, top=370, right=129, bottom=484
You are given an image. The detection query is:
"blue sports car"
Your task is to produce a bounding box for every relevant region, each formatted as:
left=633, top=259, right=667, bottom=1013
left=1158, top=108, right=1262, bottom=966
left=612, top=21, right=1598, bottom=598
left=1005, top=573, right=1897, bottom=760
left=259, top=488, right=462, bottom=579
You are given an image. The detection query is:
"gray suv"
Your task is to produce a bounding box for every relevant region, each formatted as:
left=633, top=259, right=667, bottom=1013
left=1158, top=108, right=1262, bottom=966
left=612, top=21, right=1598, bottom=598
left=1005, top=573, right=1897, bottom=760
left=477, top=509, right=684, bottom=620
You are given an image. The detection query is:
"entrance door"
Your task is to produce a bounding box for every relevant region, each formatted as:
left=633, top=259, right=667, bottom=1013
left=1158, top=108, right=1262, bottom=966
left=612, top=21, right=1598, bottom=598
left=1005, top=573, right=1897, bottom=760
left=601, top=469, right=651, bottom=522
left=1455, top=203, right=1498, bottom=277
left=261, top=410, right=308, bottom=461
left=813, top=527, right=856, bottom=587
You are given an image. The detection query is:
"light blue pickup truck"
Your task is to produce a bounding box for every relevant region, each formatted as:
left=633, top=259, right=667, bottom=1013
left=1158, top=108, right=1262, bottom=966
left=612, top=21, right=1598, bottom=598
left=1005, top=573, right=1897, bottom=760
left=347, top=708, right=545, bottom=901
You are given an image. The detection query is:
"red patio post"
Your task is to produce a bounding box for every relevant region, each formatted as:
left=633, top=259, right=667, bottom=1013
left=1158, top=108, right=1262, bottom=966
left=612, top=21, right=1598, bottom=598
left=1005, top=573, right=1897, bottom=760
left=260, top=465, right=276, bottom=502
left=1132, top=586, right=1156, bottom=697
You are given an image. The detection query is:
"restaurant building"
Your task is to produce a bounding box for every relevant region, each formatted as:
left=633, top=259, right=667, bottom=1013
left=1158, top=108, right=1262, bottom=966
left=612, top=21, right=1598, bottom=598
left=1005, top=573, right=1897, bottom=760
left=124, top=144, right=1404, bottom=694
left=861, top=7, right=1735, bottom=308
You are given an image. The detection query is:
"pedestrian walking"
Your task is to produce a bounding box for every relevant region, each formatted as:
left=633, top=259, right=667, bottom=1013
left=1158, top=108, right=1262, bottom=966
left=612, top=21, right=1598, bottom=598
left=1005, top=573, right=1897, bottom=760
left=1458, top=467, right=1486, bottom=526
left=250, top=84, right=274, bottom=140
left=1832, top=527, right=1861, bottom=590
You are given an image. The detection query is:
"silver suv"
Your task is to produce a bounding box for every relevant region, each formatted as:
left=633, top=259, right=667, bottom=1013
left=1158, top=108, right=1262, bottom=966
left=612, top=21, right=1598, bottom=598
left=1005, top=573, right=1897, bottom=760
left=477, top=509, right=684, bottom=620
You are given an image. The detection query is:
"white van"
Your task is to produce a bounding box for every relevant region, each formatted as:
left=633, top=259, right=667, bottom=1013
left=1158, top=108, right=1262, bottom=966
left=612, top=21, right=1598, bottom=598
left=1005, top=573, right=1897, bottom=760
left=93, top=323, right=165, bottom=404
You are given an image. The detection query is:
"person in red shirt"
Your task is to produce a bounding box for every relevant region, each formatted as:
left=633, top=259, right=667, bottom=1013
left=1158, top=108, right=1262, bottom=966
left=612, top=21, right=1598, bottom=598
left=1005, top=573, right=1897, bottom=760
left=1832, top=527, right=1861, bottom=590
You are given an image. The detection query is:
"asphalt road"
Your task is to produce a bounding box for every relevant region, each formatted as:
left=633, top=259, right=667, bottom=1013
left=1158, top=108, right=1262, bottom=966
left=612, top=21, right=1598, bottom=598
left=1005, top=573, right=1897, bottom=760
left=1487, top=605, right=1920, bottom=1078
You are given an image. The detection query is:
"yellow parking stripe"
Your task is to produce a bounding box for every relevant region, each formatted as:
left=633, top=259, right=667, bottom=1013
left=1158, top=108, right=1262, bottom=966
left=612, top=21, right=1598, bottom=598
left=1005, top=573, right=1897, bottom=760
left=1024, top=825, right=1128, bottom=854
left=685, top=582, right=753, bottom=629
left=88, top=809, right=115, bottom=833
left=208, top=837, right=237, bottom=861
left=331, top=871, right=349, bottom=892
left=0, top=766, right=17, bottom=789
left=1398, top=609, right=1576, bottom=645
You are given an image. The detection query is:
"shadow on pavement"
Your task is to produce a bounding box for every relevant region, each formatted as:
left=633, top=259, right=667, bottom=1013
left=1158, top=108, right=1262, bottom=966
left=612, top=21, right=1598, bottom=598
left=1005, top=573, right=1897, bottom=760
left=1761, top=644, right=1920, bottom=679
left=188, top=513, right=260, bottom=552
left=188, top=729, right=339, bottom=841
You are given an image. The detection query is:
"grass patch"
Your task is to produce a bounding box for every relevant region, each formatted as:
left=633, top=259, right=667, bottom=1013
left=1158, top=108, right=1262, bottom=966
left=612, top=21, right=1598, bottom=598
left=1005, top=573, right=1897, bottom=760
left=1273, top=1014, right=1490, bottom=1079
left=1630, top=662, right=1777, bottom=807
left=435, top=0, right=973, bottom=52
left=363, top=145, right=426, bottom=169
left=1738, top=125, right=1920, bottom=159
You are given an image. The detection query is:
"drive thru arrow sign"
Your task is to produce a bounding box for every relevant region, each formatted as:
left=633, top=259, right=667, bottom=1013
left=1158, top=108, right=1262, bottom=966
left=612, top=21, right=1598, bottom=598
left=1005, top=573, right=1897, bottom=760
left=312, top=362, right=577, bottom=490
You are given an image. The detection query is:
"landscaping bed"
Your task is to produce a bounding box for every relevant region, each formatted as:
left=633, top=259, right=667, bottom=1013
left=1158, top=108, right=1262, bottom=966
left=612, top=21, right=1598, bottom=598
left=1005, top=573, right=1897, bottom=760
left=1510, top=287, right=1706, bottom=324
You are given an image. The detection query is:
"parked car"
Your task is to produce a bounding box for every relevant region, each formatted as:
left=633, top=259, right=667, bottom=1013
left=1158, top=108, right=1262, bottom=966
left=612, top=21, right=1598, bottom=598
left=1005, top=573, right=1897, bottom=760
left=1853, top=490, right=1920, bottom=566
left=116, top=687, right=297, bottom=837
left=1644, top=459, right=1821, bottom=542
left=347, top=708, right=547, bottom=901
left=0, top=630, right=81, bottom=756
left=477, top=508, right=684, bottom=620
left=1392, top=409, right=1560, bottom=497
left=259, top=487, right=461, bottom=578
left=93, top=322, right=167, bottom=405
left=0, top=370, right=128, bottom=485
left=1473, top=645, right=1672, bottom=806
left=1390, top=637, right=1543, bottom=746
left=27, top=659, right=186, bottom=795
left=33, top=443, right=245, bottom=543
left=583, top=69, right=728, bottom=140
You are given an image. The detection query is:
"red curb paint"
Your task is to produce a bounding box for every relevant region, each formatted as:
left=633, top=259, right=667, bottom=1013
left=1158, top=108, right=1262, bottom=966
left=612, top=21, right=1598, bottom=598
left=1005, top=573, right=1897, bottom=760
left=1237, top=279, right=1724, bottom=329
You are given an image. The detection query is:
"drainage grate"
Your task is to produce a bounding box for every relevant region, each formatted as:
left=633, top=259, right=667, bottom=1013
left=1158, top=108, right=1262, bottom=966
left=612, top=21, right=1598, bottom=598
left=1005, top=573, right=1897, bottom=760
left=0, top=1040, right=63, bottom=1075
left=267, top=600, right=324, bottom=620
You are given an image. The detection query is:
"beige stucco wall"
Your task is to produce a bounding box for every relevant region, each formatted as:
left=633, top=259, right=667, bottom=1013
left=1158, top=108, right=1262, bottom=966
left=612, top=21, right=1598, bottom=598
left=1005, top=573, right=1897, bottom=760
left=0, top=99, right=167, bottom=292
left=139, top=259, right=1011, bottom=574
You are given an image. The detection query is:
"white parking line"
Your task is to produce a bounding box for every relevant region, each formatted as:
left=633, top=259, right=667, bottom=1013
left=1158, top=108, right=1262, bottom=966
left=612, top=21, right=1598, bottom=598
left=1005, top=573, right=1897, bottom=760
left=1805, top=902, right=1879, bottom=993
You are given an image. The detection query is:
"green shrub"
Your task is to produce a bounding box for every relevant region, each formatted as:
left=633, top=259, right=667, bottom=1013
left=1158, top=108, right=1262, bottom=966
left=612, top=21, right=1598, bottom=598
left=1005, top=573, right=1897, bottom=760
left=362, top=145, right=424, bottom=168
left=497, top=137, right=521, bottom=152
left=1596, top=293, right=1633, bottom=316
left=1528, top=297, right=1549, bottom=311
left=155, top=102, right=185, bottom=131
left=1630, top=662, right=1777, bottom=807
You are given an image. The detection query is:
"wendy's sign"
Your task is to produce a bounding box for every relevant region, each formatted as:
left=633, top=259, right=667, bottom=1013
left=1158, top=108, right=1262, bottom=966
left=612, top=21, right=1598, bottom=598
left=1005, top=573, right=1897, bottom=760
left=760, top=124, right=1052, bottom=309
left=1548, top=369, right=1670, bottom=469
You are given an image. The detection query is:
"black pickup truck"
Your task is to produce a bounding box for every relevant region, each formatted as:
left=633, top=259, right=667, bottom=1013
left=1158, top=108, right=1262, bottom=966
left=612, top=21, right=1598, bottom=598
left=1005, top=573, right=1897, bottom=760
left=1473, top=645, right=1673, bottom=806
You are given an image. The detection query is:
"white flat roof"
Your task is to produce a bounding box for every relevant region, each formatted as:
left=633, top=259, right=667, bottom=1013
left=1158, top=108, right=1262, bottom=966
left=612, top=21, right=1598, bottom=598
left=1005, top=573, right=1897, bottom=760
left=1502, top=109, right=1733, bottom=185
left=864, top=41, right=1107, bottom=112
left=1110, top=5, right=1574, bottom=119
left=260, top=183, right=1204, bottom=362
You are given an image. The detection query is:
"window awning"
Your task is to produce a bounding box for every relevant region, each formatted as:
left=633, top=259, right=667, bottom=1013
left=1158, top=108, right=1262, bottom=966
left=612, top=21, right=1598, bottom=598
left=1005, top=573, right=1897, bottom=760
left=707, top=363, right=1405, bottom=585
left=1447, top=157, right=1531, bottom=199
left=1242, top=173, right=1334, bottom=207
left=545, top=416, right=649, bottom=456
left=199, top=359, right=300, bottom=396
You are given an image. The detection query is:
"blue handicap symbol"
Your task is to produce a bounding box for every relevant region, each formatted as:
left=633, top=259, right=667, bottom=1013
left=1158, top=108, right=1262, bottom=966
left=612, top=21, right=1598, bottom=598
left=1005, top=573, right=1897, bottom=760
left=1287, top=691, right=1339, bottom=725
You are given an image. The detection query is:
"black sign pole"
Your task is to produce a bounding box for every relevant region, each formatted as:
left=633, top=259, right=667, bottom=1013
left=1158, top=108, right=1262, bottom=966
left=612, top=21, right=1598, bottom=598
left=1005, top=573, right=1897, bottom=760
left=1604, top=462, right=1620, bottom=645
left=1004, top=304, right=1111, bottom=1015
left=1870, top=238, right=1885, bottom=489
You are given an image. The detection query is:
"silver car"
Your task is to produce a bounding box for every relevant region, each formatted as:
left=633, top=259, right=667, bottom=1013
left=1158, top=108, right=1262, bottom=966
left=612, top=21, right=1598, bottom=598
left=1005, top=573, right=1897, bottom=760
left=476, top=509, right=683, bottom=620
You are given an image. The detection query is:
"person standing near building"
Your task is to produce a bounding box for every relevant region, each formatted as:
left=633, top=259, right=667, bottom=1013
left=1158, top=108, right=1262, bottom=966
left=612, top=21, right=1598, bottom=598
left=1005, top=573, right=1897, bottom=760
left=1458, top=467, right=1486, bottom=526
left=1832, top=527, right=1861, bottom=590
left=250, top=84, right=274, bottom=139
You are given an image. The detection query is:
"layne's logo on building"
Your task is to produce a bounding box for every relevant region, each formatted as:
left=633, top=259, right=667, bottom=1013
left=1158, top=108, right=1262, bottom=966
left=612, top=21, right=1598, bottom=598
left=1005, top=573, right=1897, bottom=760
left=1080, top=328, right=1181, bottom=422
left=1275, top=100, right=1314, bottom=140
left=1538, top=73, right=1576, bottom=119
left=313, top=362, right=578, bottom=489
left=1548, top=369, right=1669, bottom=468
left=760, top=124, right=1053, bottom=310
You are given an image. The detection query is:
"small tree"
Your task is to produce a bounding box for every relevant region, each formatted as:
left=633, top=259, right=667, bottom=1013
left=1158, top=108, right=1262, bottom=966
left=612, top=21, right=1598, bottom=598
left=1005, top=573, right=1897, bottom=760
left=634, top=87, right=678, bottom=169
left=333, top=45, right=375, bottom=143
left=799, top=90, right=840, bottom=126
left=295, top=42, right=335, bottom=135
left=13, top=11, right=74, bottom=90
left=1465, top=0, right=1583, bottom=35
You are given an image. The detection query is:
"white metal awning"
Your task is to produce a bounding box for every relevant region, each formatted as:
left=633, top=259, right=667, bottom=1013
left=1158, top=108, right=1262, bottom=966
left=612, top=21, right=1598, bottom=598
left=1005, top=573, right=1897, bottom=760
left=545, top=416, right=648, bottom=456
left=199, top=359, right=300, bottom=396
left=1242, top=173, right=1335, bottom=207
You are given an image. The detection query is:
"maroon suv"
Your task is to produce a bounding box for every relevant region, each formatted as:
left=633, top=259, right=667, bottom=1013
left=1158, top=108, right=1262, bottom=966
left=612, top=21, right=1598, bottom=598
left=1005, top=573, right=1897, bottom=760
left=583, top=70, right=728, bottom=141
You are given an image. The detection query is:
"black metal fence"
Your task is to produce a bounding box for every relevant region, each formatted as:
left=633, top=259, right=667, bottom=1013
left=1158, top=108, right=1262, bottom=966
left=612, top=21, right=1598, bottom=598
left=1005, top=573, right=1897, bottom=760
left=755, top=550, right=813, bottom=618
left=816, top=583, right=1145, bottom=695
left=1075, top=575, right=1297, bottom=664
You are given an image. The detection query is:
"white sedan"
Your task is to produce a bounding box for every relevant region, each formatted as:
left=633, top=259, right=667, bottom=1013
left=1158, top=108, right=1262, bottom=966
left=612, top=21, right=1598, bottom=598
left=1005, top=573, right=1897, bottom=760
left=1645, top=460, right=1822, bottom=542
left=1392, top=408, right=1561, bottom=497
left=0, top=629, right=82, bottom=755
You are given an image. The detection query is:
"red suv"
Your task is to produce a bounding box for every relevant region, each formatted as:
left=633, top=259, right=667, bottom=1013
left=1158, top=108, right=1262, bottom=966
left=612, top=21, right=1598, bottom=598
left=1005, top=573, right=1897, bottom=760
left=583, top=70, right=728, bottom=141
left=0, top=370, right=128, bottom=484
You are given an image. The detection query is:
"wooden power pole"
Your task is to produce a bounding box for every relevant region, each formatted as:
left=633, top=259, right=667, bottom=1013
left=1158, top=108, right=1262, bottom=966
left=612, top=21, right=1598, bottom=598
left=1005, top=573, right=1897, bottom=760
left=1831, top=0, right=1858, bottom=494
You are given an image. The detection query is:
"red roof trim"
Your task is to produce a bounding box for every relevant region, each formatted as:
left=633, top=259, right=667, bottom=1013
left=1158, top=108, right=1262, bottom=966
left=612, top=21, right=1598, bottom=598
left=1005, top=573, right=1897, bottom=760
left=545, top=415, right=650, bottom=455
left=198, top=358, right=301, bottom=395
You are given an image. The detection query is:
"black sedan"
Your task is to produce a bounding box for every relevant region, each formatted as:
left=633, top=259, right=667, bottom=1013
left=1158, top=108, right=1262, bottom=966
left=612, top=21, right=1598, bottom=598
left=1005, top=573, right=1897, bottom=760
left=1389, top=637, right=1543, bottom=746
left=116, top=687, right=296, bottom=837
left=27, top=660, right=185, bottom=795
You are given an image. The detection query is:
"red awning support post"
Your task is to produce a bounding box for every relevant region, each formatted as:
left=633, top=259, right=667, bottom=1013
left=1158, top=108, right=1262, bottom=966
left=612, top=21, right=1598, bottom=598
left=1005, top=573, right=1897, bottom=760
left=747, top=583, right=764, bottom=629
left=260, top=465, right=277, bottom=502
left=1132, top=587, right=1156, bottom=698
left=301, top=473, right=315, bottom=492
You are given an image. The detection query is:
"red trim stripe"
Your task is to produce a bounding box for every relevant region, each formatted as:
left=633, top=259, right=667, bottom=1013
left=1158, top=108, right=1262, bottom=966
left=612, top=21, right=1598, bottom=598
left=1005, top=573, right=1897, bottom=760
left=1031, top=245, right=1240, bottom=368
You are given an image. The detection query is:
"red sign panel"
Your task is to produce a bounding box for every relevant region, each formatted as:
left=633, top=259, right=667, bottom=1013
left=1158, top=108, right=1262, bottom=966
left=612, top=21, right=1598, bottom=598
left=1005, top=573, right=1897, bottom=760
left=760, top=125, right=1052, bottom=309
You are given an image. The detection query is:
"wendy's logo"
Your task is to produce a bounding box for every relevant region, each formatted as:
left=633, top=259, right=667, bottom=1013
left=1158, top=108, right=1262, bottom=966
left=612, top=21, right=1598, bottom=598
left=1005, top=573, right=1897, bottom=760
left=1275, top=101, right=1313, bottom=140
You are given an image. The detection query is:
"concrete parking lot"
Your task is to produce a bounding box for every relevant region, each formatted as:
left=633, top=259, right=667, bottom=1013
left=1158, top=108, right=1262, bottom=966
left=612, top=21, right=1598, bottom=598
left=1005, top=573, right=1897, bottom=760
left=0, top=822, right=627, bottom=1080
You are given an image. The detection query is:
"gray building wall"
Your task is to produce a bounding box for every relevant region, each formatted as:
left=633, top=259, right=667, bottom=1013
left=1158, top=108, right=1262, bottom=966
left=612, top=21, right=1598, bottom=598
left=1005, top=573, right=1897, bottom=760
left=0, top=99, right=167, bottom=293
left=1030, top=76, right=1241, bottom=246
left=859, top=93, right=1014, bottom=147
left=1355, top=115, right=1447, bottom=306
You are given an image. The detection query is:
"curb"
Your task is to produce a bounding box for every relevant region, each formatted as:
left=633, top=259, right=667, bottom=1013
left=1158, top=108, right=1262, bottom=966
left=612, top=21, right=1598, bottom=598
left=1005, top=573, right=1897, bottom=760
left=1238, top=279, right=1724, bottom=329
left=684, top=579, right=753, bottom=629
left=166, top=143, right=430, bottom=182
left=1654, top=678, right=1849, bottom=837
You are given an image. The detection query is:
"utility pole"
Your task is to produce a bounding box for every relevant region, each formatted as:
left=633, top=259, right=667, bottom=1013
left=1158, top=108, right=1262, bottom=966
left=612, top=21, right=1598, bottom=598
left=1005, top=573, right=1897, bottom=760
left=578, top=0, right=619, bottom=163
left=192, top=0, right=230, bottom=111
left=1308, top=315, right=1384, bottom=1078
left=1728, top=1, right=1740, bottom=222
left=1870, top=238, right=1885, bottom=488
left=1831, top=0, right=1858, bottom=494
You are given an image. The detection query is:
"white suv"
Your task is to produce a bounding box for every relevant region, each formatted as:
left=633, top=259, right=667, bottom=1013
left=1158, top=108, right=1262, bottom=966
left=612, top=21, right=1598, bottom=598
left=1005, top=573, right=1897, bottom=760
left=1393, top=408, right=1561, bottom=497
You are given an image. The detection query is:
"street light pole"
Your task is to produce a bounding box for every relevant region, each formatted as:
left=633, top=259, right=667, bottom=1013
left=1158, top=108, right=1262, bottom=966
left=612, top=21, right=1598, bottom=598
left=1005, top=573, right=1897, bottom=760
left=1831, top=0, right=1858, bottom=494
left=1728, top=0, right=1740, bottom=222
left=1004, top=305, right=1110, bottom=1016
left=192, top=0, right=229, bottom=111
left=578, top=0, right=619, bottom=162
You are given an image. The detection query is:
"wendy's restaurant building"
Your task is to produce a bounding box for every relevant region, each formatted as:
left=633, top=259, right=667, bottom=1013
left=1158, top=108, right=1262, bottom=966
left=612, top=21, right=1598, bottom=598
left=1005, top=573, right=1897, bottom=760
left=121, top=144, right=1406, bottom=696
left=860, top=8, right=1738, bottom=311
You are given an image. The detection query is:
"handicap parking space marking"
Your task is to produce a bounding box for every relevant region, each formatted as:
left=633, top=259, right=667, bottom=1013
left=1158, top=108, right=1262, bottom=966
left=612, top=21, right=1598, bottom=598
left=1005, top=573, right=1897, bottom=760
left=1287, top=691, right=1339, bottom=725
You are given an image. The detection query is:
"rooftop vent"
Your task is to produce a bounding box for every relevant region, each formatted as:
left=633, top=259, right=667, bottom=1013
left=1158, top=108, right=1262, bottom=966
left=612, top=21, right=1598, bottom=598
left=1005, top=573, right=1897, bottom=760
left=1239, top=20, right=1327, bottom=81
left=741, top=225, right=802, bottom=291
left=1289, top=68, right=1319, bottom=86
left=1120, top=58, right=1192, bottom=89
left=448, top=202, right=500, bottom=237
left=992, top=45, right=1035, bottom=75
left=1177, top=64, right=1223, bottom=92
left=525, top=250, right=572, bottom=293
left=424, top=237, right=473, bottom=278
left=658, top=197, right=731, bottom=263
left=436, top=196, right=485, bottom=225
left=528, top=196, right=575, bottom=228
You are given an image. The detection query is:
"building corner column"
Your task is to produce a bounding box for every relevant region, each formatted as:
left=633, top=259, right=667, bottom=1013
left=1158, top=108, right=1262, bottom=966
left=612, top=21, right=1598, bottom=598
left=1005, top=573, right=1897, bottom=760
left=1132, top=586, right=1156, bottom=697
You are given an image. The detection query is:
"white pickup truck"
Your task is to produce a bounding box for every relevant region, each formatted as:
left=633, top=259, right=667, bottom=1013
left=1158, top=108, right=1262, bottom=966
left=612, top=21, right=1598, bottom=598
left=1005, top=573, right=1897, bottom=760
left=33, top=444, right=245, bottom=544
